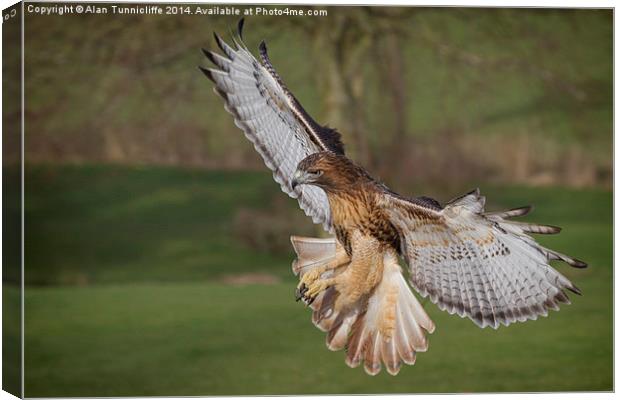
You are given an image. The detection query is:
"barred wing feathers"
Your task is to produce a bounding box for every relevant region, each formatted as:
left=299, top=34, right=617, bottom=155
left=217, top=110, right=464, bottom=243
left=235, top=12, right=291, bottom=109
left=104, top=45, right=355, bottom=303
left=200, top=20, right=343, bottom=231
left=381, top=189, right=587, bottom=329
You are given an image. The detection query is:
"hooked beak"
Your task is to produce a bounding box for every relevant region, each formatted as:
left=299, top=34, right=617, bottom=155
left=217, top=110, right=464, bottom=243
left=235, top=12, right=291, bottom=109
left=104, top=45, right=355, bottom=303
left=291, top=169, right=307, bottom=190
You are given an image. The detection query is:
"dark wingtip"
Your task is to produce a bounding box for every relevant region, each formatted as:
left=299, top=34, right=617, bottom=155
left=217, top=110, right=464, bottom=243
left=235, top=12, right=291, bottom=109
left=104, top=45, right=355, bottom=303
left=571, top=259, right=588, bottom=269
left=202, top=48, right=218, bottom=66
left=198, top=66, right=214, bottom=81
left=237, top=18, right=245, bottom=40
left=508, top=205, right=533, bottom=218
left=213, top=31, right=226, bottom=52
left=568, top=284, right=583, bottom=295
left=546, top=225, right=562, bottom=234
left=213, top=86, right=229, bottom=101
left=554, top=290, right=571, bottom=304
left=259, top=39, right=267, bottom=54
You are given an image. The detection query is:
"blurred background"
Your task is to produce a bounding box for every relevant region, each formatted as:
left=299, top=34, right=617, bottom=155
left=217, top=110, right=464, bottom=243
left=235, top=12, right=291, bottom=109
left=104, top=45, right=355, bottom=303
left=3, top=5, right=612, bottom=396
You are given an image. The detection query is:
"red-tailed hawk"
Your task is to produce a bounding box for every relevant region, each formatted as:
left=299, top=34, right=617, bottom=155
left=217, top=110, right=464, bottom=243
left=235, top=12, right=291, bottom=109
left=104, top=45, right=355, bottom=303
left=200, top=19, right=587, bottom=376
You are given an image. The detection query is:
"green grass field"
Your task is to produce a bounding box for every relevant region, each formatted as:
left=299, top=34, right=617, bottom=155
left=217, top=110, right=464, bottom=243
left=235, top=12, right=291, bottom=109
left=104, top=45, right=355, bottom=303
left=13, top=165, right=612, bottom=396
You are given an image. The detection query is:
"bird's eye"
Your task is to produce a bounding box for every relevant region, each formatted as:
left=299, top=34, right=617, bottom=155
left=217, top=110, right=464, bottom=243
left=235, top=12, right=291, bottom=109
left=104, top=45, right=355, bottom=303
left=309, top=169, right=323, bottom=177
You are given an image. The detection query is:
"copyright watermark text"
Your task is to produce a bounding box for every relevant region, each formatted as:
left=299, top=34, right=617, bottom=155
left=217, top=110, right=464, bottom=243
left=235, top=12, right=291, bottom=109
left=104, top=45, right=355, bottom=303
left=25, top=4, right=328, bottom=17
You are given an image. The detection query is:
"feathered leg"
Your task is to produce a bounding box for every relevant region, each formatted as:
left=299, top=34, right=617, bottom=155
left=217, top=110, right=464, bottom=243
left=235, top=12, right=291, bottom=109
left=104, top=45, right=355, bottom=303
left=331, top=233, right=386, bottom=311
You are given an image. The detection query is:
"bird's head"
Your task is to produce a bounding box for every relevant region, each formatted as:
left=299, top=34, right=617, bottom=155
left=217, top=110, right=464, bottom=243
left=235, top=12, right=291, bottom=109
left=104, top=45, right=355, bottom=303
left=291, top=151, right=369, bottom=192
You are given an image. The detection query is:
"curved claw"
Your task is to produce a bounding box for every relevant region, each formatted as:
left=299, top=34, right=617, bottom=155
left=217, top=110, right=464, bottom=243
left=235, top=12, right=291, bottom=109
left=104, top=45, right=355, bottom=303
left=295, top=284, right=309, bottom=302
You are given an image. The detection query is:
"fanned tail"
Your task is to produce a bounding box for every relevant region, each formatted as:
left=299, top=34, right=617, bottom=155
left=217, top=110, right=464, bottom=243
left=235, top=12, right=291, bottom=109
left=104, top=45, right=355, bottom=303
left=345, top=252, right=435, bottom=375
left=290, top=236, right=340, bottom=276
left=291, top=237, right=435, bottom=376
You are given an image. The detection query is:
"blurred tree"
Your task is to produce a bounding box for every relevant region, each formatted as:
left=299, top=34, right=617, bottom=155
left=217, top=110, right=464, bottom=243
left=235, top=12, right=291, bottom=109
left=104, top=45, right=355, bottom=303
left=20, top=7, right=612, bottom=188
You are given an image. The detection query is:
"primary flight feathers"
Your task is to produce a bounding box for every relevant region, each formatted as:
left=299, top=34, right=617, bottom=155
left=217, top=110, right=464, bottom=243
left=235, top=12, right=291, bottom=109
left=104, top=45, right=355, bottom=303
left=201, top=19, right=587, bottom=376
left=200, top=19, right=343, bottom=232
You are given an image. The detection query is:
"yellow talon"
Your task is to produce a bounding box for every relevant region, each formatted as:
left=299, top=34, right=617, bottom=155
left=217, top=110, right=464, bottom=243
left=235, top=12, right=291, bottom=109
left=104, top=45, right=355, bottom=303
left=305, top=279, right=330, bottom=299
left=297, top=266, right=327, bottom=290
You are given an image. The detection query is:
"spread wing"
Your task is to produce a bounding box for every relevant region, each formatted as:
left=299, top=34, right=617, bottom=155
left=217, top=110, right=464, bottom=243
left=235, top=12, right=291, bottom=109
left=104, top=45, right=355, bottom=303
left=200, top=19, right=344, bottom=232
left=380, top=189, right=587, bottom=329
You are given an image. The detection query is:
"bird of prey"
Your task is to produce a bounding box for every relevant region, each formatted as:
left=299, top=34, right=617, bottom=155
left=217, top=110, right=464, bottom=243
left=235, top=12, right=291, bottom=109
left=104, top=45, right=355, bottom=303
left=200, top=19, right=587, bottom=376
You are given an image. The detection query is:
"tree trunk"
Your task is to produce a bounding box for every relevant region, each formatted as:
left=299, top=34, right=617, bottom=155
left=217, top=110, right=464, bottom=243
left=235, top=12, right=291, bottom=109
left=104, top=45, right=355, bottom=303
left=311, top=15, right=373, bottom=167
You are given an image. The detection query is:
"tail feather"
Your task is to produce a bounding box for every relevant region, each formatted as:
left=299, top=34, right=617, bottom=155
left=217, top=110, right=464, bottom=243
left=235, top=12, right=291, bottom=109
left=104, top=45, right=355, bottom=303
left=381, top=332, right=401, bottom=375
left=349, top=252, right=434, bottom=375
left=394, top=304, right=417, bottom=365
left=311, top=287, right=339, bottom=331
left=326, top=309, right=360, bottom=351
left=290, top=236, right=339, bottom=276
left=291, top=236, right=435, bottom=376
left=364, top=332, right=382, bottom=375
left=344, top=314, right=368, bottom=369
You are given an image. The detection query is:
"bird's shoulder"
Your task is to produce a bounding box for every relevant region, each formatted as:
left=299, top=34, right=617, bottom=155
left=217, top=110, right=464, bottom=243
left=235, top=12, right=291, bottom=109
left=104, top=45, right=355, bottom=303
left=377, top=183, right=443, bottom=211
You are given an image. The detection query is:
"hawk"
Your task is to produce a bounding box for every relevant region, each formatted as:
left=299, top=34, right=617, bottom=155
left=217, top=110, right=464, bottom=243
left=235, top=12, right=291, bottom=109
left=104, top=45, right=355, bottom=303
left=200, top=19, right=587, bottom=376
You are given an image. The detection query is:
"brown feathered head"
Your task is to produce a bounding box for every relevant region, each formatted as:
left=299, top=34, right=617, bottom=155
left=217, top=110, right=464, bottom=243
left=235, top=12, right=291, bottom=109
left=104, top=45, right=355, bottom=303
left=291, top=151, right=372, bottom=193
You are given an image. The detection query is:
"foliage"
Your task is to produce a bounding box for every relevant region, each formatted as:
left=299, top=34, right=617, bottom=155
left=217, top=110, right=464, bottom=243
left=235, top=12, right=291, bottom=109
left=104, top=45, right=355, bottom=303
left=18, top=7, right=612, bottom=186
